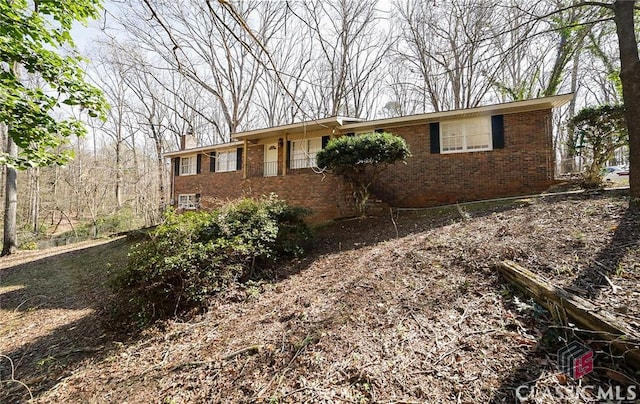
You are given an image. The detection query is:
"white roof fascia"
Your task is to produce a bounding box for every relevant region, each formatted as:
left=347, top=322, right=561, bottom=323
left=340, top=94, right=573, bottom=132
left=163, top=141, right=244, bottom=157
left=231, top=116, right=363, bottom=141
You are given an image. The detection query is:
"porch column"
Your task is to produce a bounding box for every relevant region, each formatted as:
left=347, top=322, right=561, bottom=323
left=283, top=133, right=288, bottom=176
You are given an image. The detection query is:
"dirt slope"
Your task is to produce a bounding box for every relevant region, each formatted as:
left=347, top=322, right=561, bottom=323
left=1, top=190, right=638, bottom=403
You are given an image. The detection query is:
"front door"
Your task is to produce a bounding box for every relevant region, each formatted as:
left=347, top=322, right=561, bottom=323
left=264, top=143, right=278, bottom=177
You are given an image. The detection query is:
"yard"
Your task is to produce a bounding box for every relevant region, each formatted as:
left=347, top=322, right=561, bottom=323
left=0, top=189, right=638, bottom=403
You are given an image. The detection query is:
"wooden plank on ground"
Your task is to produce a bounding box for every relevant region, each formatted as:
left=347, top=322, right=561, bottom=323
left=497, top=260, right=640, bottom=370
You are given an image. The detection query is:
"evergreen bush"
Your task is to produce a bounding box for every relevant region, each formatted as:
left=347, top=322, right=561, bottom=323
left=111, top=195, right=310, bottom=324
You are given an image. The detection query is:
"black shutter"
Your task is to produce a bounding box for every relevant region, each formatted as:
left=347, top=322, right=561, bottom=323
left=196, top=154, right=202, bottom=173
left=286, top=141, right=291, bottom=169
left=236, top=147, right=243, bottom=170
left=346, top=132, right=355, bottom=137
left=430, top=122, right=440, bottom=154
left=174, top=157, right=180, bottom=176
left=374, top=128, right=384, bottom=133
left=209, top=151, right=216, bottom=172
left=322, top=135, right=330, bottom=148
left=491, top=115, right=505, bottom=149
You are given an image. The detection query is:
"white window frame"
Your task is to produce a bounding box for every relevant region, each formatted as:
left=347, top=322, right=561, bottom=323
left=180, top=155, right=197, bottom=175
left=216, top=150, right=237, bottom=172
left=290, top=137, right=322, bottom=169
left=178, top=194, right=198, bottom=210
left=441, top=117, right=492, bottom=154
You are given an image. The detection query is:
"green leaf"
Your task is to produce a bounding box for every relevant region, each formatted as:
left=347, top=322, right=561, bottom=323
left=0, top=0, right=108, bottom=168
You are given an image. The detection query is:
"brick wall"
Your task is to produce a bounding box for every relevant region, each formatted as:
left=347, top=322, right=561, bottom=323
left=174, top=153, right=357, bottom=223
left=173, top=109, right=555, bottom=221
left=372, top=109, right=555, bottom=207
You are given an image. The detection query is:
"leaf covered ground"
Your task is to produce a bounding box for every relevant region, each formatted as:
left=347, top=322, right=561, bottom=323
left=1, top=190, right=638, bottom=403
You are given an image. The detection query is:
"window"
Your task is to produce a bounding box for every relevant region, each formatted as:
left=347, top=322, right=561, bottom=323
left=180, top=156, right=197, bottom=175
left=290, top=138, right=322, bottom=169
left=441, top=117, right=492, bottom=153
left=216, top=150, right=237, bottom=172
left=178, top=194, right=197, bottom=209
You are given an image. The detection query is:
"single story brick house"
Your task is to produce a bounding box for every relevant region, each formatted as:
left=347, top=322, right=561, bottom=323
left=166, top=94, right=572, bottom=222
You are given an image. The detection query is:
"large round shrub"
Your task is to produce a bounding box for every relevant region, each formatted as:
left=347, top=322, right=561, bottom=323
left=316, top=132, right=411, bottom=216
left=111, top=195, right=310, bottom=324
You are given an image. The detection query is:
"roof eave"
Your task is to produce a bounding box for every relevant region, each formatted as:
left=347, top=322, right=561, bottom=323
left=163, top=141, right=244, bottom=157
left=231, top=116, right=363, bottom=141
left=341, top=93, right=573, bottom=132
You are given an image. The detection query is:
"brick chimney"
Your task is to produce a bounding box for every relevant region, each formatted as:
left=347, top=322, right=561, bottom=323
left=180, top=132, right=197, bottom=150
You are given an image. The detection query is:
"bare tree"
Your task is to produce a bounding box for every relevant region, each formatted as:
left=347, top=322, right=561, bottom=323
left=117, top=0, right=284, bottom=137
left=289, top=0, right=391, bottom=118
left=511, top=0, right=640, bottom=200
left=611, top=0, right=640, bottom=203
left=380, top=63, right=424, bottom=117
left=91, top=49, right=138, bottom=210
left=394, top=0, right=503, bottom=112
left=253, top=14, right=311, bottom=126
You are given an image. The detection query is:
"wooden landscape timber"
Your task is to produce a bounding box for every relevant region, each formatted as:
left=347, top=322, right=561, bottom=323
left=497, top=260, right=640, bottom=371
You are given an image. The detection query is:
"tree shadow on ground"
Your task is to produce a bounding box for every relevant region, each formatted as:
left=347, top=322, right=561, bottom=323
left=570, top=204, right=640, bottom=297
left=0, top=238, right=132, bottom=402
left=0, top=314, right=115, bottom=402
left=276, top=198, right=534, bottom=280
left=489, top=202, right=640, bottom=403
left=0, top=197, right=568, bottom=402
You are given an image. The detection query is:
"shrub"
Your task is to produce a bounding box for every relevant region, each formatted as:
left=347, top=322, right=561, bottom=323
left=568, top=104, right=627, bottom=187
left=19, top=241, right=38, bottom=250
left=316, top=132, right=410, bottom=216
left=111, top=196, right=310, bottom=324
left=97, top=208, right=143, bottom=235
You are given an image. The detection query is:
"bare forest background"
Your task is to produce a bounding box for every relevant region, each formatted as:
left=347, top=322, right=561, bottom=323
left=0, top=0, right=630, bottom=247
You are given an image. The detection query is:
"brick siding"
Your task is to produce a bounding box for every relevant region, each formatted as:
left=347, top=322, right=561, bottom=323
left=174, top=154, right=357, bottom=223
left=173, top=109, right=555, bottom=221
left=372, top=109, right=555, bottom=207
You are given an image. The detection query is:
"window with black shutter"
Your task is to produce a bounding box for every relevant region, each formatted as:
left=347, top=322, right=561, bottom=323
left=430, top=122, right=440, bottom=154
left=209, top=151, right=216, bottom=172
left=236, top=147, right=243, bottom=170
left=491, top=115, right=505, bottom=149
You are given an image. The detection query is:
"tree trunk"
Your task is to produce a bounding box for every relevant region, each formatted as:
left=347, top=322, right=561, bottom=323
left=613, top=0, right=640, bottom=205
left=115, top=138, right=122, bottom=210
left=31, top=167, right=40, bottom=234
left=155, top=139, right=166, bottom=221
left=562, top=47, right=582, bottom=174
left=148, top=121, right=166, bottom=223
left=0, top=123, right=5, bottom=221
left=2, top=134, right=18, bottom=256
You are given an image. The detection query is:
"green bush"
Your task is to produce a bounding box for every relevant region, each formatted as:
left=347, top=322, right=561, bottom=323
left=19, top=240, right=38, bottom=250
left=111, top=195, right=310, bottom=324
left=568, top=104, right=627, bottom=187
left=317, top=132, right=410, bottom=216
left=97, top=208, right=143, bottom=235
